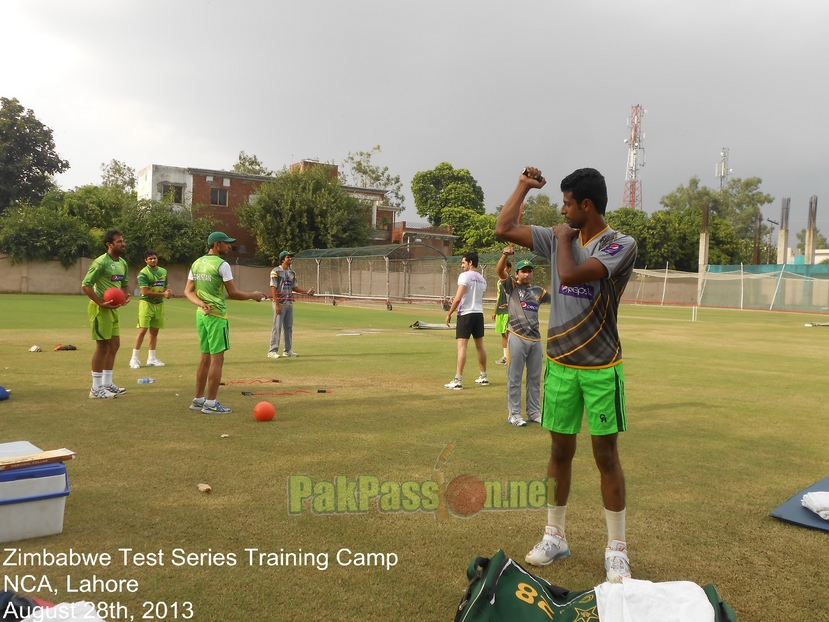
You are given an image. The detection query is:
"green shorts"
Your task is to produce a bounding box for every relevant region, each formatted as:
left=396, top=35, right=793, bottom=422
left=541, top=361, right=626, bottom=436
left=89, top=301, right=120, bottom=341
left=137, top=300, right=165, bottom=329
left=197, top=312, right=229, bottom=355
left=495, top=314, right=509, bottom=335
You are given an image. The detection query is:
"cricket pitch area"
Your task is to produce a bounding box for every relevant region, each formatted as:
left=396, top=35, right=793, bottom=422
left=1, top=294, right=827, bottom=621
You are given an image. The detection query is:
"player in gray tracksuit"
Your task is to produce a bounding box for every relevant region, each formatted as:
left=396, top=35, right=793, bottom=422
left=496, top=251, right=551, bottom=427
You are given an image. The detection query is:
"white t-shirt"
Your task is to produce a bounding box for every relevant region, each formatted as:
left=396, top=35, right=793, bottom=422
left=457, top=270, right=487, bottom=315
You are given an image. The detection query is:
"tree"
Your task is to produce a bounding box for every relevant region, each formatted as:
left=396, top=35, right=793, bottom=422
left=237, top=165, right=371, bottom=263
left=796, top=228, right=829, bottom=252
left=606, top=208, right=651, bottom=268
left=660, top=175, right=774, bottom=240
left=42, top=184, right=133, bottom=230
left=339, top=145, right=405, bottom=208
left=457, top=213, right=500, bottom=253
left=233, top=151, right=273, bottom=176
left=519, top=193, right=563, bottom=228
left=0, top=203, right=92, bottom=267
left=101, top=159, right=136, bottom=194
left=411, top=162, right=484, bottom=228
left=116, top=200, right=216, bottom=266
left=0, top=97, right=69, bottom=214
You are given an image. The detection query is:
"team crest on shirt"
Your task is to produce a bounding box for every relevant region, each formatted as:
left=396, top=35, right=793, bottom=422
left=559, top=284, right=594, bottom=300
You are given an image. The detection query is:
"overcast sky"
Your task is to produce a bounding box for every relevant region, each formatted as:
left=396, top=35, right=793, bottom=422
left=4, top=0, right=828, bottom=241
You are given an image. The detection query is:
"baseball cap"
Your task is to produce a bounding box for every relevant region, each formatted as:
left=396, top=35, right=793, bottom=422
left=515, top=259, right=535, bottom=271
left=207, top=231, right=236, bottom=245
left=279, top=251, right=294, bottom=261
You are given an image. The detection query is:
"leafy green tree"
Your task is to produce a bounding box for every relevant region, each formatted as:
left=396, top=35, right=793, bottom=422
left=233, top=151, right=273, bottom=176
left=411, top=162, right=484, bottom=228
left=116, top=200, right=216, bottom=266
left=660, top=175, right=774, bottom=240
left=519, top=193, right=563, bottom=228
left=41, top=185, right=133, bottom=230
left=101, top=159, right=136, bottom=194
left=237, top=165, right=371, bottom=263
left=0, top=203, right=92, bottom=267
left=0, top=97, right=69, bottom=214
left=457, top=213, right=500, bottom=253
left=340, top=145, right=405, bottom=208
left=796, top=228, right=829, bottom=252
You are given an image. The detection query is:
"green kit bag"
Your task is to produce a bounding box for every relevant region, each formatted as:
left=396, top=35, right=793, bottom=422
left=454, top=550, right=738, bottom=622
left=454, top=550, right=598, bottom=622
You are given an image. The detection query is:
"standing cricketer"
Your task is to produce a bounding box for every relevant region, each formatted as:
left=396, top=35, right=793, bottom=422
left=129, top=249, right=171, bottom=369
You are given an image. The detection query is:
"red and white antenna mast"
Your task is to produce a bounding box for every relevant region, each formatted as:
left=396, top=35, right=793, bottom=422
left=623, top=104, right=646, bottom=210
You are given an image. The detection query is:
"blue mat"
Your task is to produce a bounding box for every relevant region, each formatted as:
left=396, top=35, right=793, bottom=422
left=769, top=476, right=829, bottom=532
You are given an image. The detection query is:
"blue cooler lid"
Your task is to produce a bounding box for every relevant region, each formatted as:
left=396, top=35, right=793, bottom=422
left=0, top=461, right=67, bottom=482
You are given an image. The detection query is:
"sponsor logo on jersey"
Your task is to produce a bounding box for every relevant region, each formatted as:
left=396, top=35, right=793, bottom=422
left=110, top=274, right=124, bottom=282
left=559, top=283, right=594, bottom=300
left=600, top=242, right=625, bottom=256
left=520, top=300, right=539, bottom=313
left=152, top=280, right=166, bottom=287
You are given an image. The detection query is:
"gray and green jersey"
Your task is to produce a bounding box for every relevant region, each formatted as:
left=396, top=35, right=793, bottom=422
left=503, top=278, right=551, bottom=341
left=531, top=225, right=637, bottom=369
left=189, top=254, right=233, bottom=318
left=137, top=266, right=168, bottom=304
left=82, top=252, right=129, bottom=299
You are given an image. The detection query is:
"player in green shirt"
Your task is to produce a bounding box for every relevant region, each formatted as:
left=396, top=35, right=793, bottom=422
left=129, top=249, right=171, bottom=369
left=81, top=229, right=130, bottom=399
left=184, top=232, right=263, bottom=414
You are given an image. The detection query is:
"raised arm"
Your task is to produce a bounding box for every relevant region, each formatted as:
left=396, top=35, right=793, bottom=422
left=494, top=167, right=546, bottom=249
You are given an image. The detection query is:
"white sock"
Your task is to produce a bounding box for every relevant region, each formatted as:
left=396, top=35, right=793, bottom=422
left=192, top=397, right=205, bottom=404
left=480, top=371, right=487, bottom=377
left=605, top=508, right=626, bottom=545
left=547, top=505, right=567, bottom=534
left=148, top=350, right=157, bottom=361
left=91, top=372, right=103, bottom=390
left=102, top=370, right=113, bottom=386
left=131, top=349, right=140, bottom=360
left=204, top=399, right=216, bottom=407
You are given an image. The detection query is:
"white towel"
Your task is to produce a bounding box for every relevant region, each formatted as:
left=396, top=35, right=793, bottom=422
left=595, top=578, right=714, bottom=622
left=802, top=491, right=829, bottom=520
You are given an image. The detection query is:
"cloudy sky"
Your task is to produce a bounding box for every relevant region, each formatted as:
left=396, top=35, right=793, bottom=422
left=4, top=0, right=828, bottom=239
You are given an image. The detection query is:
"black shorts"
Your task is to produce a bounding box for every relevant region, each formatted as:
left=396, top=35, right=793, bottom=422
left=456, top=313, right=485, bottom=340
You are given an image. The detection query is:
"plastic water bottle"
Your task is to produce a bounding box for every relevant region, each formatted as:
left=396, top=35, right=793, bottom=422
left=137, top=378, right=156, bottom=384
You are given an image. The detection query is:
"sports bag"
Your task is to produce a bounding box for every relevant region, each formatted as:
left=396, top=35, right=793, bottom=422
left=454, top=550, right=597, bottom=622
left=454, top=550, right=738, bottom=622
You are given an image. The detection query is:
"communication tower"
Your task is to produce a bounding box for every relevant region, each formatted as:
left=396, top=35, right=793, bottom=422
left=623, top=105, right=646, bottom=210
left=715, top=148, right=732, bottom=189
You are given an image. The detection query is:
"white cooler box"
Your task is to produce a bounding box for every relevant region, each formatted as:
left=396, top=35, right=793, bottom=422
left=0, top=441, right=71, bottom=543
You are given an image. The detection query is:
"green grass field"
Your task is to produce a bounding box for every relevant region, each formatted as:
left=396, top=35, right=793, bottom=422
left=1, top=294, right=827, bottom=621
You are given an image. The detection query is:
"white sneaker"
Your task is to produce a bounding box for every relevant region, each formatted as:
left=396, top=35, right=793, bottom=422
left=495, top=356, right=507, bottom=365
left=508, top=414, right=527, bottom=427
left=89, top=387, right=117, bottom=399
left=105, top=383, right=126, bottom=395
left=525, top=526, right=570, bottom=566
left=267, top=351, right=280, bottom=359
left=527, top=414, right=542, bottom=424
left=475, top=374, right=489, bottom=386
left=189, top=398, right=206, bottom=411
left=605, top=540, right=631, bottom=583
left=129, top=359, right=141, bottom=369
left=146, top=359, right=165, bottom=367
left=444, top=378, right=463, bottom=390
left=282, top=351, right=299, bottom=357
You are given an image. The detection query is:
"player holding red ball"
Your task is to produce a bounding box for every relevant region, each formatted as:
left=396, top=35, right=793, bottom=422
left=81, top=229, right=130, bottom=399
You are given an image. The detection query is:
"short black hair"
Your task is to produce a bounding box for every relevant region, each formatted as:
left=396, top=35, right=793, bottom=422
left=560, top=168, right=608, bottom=214
left=144, top=249, right=158, bottom=259
left=104, top=229, right=122, bottom=246
left=462, top=251, right=479, bottom=268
